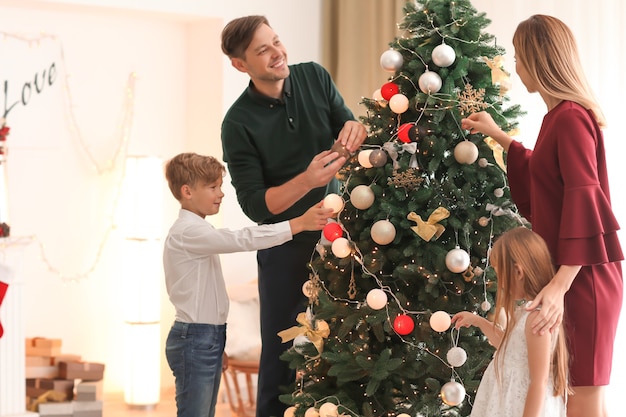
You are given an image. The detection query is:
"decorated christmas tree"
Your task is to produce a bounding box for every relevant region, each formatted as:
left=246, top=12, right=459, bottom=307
left=280, top=1, right=526, bottom=416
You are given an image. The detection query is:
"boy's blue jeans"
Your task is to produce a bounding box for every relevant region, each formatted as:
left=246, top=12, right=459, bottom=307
left=165, top=321, right=226, bottom=417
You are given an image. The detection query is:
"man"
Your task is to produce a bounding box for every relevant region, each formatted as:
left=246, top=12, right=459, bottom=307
left=221, top=15, right=367, bottom=417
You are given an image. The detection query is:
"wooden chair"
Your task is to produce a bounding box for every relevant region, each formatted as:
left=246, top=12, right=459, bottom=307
left=221, top=358, right=259, bottom=417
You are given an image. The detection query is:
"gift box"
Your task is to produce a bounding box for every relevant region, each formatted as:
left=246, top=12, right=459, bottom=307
left=27, top=378, right=74, bottom=400
left=52, top=353, right=82, bottom=365
left=73, top=400, right=103, bottom=417
left=26, top=337, right=62, bottom=357
left=25, top=365, right=59, bottom=379
left=37, top=401, right=73, bottom=417
left=58, top=361, right=105, bottom=381
left=26, top=356, right=53, bottom=366
left=75, top=381, right=98, bottom=401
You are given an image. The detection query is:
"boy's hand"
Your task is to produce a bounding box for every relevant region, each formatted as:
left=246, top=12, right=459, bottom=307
left=289, top=201, right=333, bottom=234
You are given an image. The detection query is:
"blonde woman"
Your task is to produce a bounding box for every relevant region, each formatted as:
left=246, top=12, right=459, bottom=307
left=453, top=227, right=569, bottom=417
left=461, top=15, right=623, bottom=417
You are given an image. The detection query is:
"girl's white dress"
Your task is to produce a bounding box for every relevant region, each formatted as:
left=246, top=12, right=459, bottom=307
left=470, top=309, right=566, bottom=417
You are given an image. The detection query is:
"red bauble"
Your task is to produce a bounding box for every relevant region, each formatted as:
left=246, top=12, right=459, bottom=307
left=393, top=314, right=414, bottom=335
left=397, top=123, right=413, bottom=143
left=323, top=222, right=343, bottom=242
left=380, top=82, right=399, bottom=101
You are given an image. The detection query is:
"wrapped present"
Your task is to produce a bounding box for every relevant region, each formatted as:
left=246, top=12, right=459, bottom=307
left=26, top=356, right=53, bottom=366
left=37, top=401, right=72, bottom=417
left=58, top=361, right=105, bottom=381
left=76, top=381, right=103, bottom=401
left=26, top=337, right=62, bottom=357
left=25, top=365, right=59, bottom=379
left=52, top=353, right=82, bottom=365
left=75, top=381, right=98, bottom=401
left=73, top=400, right=103, bottom=417
left=27, top=378, right=74, bottom=400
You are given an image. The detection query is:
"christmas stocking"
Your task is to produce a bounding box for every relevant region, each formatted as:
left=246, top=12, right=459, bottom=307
left=0, top=280, right=8, bottom=338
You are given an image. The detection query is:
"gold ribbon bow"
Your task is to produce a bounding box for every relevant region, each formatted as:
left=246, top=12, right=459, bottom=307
left=407, top=207, right=450, bottom=241
left=277, top=312, right=330, bottom=358
left=484, top=128, right=519, bottom=172
left=482, top=56, right=511, bottom=95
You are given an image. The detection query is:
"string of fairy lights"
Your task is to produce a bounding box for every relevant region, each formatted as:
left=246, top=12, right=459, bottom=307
left=0, top=30, right=137, bottom=283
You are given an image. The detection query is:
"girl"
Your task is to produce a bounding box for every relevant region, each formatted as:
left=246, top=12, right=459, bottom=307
left=452, top=227, right=569, bottom=417
left=461, top=15, right=622, bottom=417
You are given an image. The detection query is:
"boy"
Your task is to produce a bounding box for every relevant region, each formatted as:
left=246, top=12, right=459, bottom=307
left=163, top=152, right=332, bottom=417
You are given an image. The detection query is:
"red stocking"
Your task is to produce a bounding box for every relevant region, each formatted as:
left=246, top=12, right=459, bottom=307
left=0, top=281, right=8, bottom=338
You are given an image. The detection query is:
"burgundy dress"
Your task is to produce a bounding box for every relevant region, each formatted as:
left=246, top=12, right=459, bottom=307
left=507, top=100, right=623, bottom=386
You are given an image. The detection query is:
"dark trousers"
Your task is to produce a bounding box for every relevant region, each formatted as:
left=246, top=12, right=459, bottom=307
left=255, top=237, right=315, bottom=417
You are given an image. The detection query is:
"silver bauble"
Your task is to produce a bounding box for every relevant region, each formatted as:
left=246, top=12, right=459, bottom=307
left=369, top=149, right=388, bottom=167
left=380, top=49, right=404, bottom=72
left=350, top=185, right=375, bottom=210
left=445, top=246, right=470, bottom=273
left=418, top=70, right=442, bottom=94
left=431, top=43, right=456, bottom=67
left=371, top=220, right=396, bottom=245
left=441, top=381, right=466, bottom=406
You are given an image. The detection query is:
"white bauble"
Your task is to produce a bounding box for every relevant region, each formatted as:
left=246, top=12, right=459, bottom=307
left=366, top=288, right=388, bottom=310
left=371, top=220, right=396, bottom=245
left=284, top=406, right=297, bottom=417
left=305, top=407, right=320, bottom=417
left=318, top=402, right=339, bottom=417
left=446, top=346, right=468, bottom=367
left=430, top=310, right=451, bottom=332
left=481, top=300, right=492, bottom=312
left=431, top=43, right=456, bottom=67
left=418, top=70, right=442, bottom=94
left=441, top=381, right=466, bottom=406
left=331, top=237, right=352, bottom=258
left=372, top=88, right=384, bottom=102
left=389, top=93, right=409, bottom=113
left=478, top=157, right=489, bottom=168
left=380, top=49, right=404, bottom=72
left=358, top=150, right=374, bottom=168
left=494, top=187, right=504, bottom=198
left=302, top=280, right=315, bottom=297
left=350, top=185, right=375, bottom=210
left=323, top=193, right=344, bottom=214
left=445, top=246, right=470, bottom=273
left=454, top=141, right=479, bottom=164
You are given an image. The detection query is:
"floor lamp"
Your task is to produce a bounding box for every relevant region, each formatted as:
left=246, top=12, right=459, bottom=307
left=120, top=155, right=162, bottom=408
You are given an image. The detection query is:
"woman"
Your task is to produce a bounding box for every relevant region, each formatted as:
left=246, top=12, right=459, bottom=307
left=461, top=14, right=623, bottom=417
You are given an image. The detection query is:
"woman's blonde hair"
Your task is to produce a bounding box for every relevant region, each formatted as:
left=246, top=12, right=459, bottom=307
left=490, top=227, right=570, bottom=400
left=513, top=14, right=606, bottom=128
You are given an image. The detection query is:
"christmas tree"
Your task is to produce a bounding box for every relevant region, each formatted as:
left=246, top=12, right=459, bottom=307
left=279, top=1, right=526, bottom=416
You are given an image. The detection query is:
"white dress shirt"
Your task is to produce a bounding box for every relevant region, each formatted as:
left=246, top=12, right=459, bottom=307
left=163, top=209, right=293, bottom=324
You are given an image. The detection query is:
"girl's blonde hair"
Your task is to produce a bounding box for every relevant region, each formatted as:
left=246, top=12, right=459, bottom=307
left=490, top=227, right=570, bottom=400
left=513, top=14, right=606, bottom=128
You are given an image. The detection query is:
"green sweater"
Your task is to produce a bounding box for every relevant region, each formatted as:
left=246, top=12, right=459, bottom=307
left=221, top=61, right=356, bottom=227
